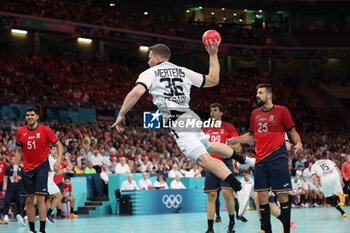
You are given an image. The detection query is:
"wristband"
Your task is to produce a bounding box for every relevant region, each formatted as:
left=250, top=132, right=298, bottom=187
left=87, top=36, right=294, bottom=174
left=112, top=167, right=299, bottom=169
left=14, top=165, right=19, bottom=172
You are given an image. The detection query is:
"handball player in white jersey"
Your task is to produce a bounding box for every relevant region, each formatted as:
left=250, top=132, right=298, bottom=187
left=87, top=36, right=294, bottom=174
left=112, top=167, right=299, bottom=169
left=112, top=43, right=255, bottom=192
left=312, top=154, right=347, bottom=218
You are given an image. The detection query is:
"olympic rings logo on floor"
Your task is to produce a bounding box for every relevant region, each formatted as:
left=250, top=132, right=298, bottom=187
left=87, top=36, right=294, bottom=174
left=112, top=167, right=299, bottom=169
left=162, top=194, right=183, bottom=208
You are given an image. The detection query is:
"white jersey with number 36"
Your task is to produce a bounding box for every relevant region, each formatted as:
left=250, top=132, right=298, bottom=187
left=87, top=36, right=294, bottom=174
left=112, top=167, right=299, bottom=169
left=311, top=159, right=338, bottom=179
left=136, top=61, right=205, bottom=118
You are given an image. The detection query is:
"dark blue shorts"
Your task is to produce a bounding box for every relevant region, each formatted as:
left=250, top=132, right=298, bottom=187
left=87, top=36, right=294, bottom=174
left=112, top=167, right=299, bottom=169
left=57, top=182, right=63, bottom=193
left=21, top=170, right=49, bottom=196
left=204, top=159, right=233, bottom=192
left=254, top=157, right=292, bottom=192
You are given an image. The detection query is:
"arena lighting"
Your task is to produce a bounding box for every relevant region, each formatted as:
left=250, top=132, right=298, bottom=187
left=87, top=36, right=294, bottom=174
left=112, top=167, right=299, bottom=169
left=211, top=12, right=215, bottom=15
left=144, top=11, right=148, bottom=15
left=139, top=46, right=149, bottom=52
left=259, top=9, right=263, bottom=13
left=77, top=37, right=92, bottom=43
left=11, top=29, right=27, bottom=35
left=221, top=8, right=225, bottom=11
left=233, top=13, right=237, bottom=16
left=198, top=6, right=203, bottom=9
left=186, top=10, right=190, bottom=13
left=110, top=3, right=115, bottom=7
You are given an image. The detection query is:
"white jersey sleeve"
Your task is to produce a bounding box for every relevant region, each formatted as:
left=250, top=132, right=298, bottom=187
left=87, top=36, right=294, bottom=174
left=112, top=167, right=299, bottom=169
left=136, top=69, right=153, bottom=90
left=285, top=133, right=289, bottom=141
left=48, top=154, right=56, bottom=170
left=182, top=67, right=205, bottom=88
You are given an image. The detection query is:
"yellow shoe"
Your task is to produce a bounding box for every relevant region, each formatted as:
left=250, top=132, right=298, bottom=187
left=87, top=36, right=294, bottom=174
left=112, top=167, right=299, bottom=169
left=339, top=213, right=347, bottom=218
left=258, top=230, right=265, bottom=233
left=338, top=192, right=345, bottom=204
left=69, top=213, right=79, bottom=218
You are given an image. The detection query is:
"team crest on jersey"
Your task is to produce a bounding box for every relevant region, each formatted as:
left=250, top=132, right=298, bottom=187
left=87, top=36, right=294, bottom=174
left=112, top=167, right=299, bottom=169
left=220, top=129, right=224, bottom=134
left=36, top=133, right=40, bottom=138
left=269, top=115, right=274, bottom=121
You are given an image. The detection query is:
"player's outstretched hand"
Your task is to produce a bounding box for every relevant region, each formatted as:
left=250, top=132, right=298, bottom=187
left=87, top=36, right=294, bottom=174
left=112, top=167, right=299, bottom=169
left=54, top=160, right=61, bottom=172
left=227, top=137, right=237, bottom=145
left=112, top=114, right=125, bottom=133
left=205, top=40, right=219, bottom=56
left=294, top=143, right=303, bottom=154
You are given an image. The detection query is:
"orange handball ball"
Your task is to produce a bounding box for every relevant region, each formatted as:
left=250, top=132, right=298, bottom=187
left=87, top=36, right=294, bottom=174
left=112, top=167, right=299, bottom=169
left=202, top=30, right=221, bottom=47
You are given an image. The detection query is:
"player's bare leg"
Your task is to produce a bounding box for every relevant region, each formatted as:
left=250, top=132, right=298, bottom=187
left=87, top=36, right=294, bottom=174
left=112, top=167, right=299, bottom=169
left=197, top=154, right=242, bottom=191
left=36, top=194, right=47, bottom=232
left=222, top=189, right=236, bottom=232
left=26, top=196, right=36, bottom=232
left=208, top=143, right=255, bottom=166
left=206, top=191, right=217, bottom=233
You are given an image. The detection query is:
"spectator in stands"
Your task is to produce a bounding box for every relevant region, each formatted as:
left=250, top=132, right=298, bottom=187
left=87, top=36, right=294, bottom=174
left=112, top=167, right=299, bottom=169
left=170, top=174, right=186, bottom=189
left=187, top=164, right=202, bottom=178
left=153, top=175, right=169, bottom=189
left=84, top=161, right=97, bottom=174
left=0, top=155, right=9, bottom=191
left=120, top=174, right=138, bottom=191
left=74, top=162, right=84, bottom=174
left=168, top=163, right=183, bottom=178
left=61, top=176, right=78, bottom=218
left=114, top=156, right=130, bottom=173
left=90, top=149, right=103, bottom=173
left=138, top=172, right=152, bottom=190
left=100, top=164, right=111, bottom=196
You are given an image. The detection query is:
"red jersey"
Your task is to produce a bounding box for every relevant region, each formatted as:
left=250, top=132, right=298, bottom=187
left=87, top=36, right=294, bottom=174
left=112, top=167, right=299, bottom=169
left=250, top=105, right=295, bottom=162
left=54, top=162, right=66, bottom=184
left=341, top=161, right=350, bottom=180
left=62, top=183, right=72, bottom=195
left=0, top=161, right=9, bottom=182
left=203, top=122, right=239, bottom=160
left=16, top=124, right=58, bottom=171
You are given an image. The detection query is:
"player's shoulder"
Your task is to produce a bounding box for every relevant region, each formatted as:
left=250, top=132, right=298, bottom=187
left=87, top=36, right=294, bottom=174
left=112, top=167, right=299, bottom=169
left=252, top=107, right=263, bottom=114
left=17, top=125, right=26, bottom=133
left=222, top=122, right=235, bottom=129
left=274, top=105, right=289, bottom=112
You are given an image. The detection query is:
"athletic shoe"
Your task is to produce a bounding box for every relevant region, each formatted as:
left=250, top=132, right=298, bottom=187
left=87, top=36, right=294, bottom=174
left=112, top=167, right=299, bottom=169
left=300, top=203, right=305, bottom=208
left=56, top=214, right=66, bottom=219
left=291, top=204, right=296, bottom=208
left=46, top=215, right=55, bottom=224
left=238, top=157, right=256, bottom=169
left=16, top=214, right=26, bottom=227
left=227, top=223, right=236, bottom=233
left=205, top=229, right=214, bottom=233
left=290, top=220, right=297, bottom=230
left=3, top=214, right=9, bottom=223
left=338, top=192, right=345, bottom=204
left=35, top=215, right=39, bottom=221
left=236, top=215, right=248, bottom=222
left=280, top=220, right=297, bottom=233
left=339, top=213, right=347, bottom=218
left=69, top=213, right=79, bottom=218
left=312, top=203, right=319, bottom=207
left=214, top=216, right=222, bottom=224
left=24, top=216, right=28, bottom=221
left=257, top=230, right=265, bottom=233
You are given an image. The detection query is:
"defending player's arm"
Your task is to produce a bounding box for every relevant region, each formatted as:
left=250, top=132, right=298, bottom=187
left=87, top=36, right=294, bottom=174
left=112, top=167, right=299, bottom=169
left=227, top=132, right=255, bottom=145
left=312, top=174, right=320, bottom=189
left=287, top=127, right=302, bottom=153
left=112, top=84, right=147, bottom=132
left=13, top=146, right=23, bottom=182
left=203, top=41, right=220, bottom=88
left=335, top=165, right=345, bottom=187
left=54, top=140, right=63, bottom=171
left=2, top=175, right=7, bottom=191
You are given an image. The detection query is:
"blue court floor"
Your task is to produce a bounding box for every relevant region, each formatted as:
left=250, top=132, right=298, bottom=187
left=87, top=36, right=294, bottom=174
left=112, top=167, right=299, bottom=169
left=1, top=206, right=349, bottom=233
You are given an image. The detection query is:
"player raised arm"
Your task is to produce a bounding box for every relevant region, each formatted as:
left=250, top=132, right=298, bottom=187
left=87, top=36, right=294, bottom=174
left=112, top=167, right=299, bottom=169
left=203, top=41, right=220, bottom=88
left=287, top=127, right=303, bottom=153
left=227, top=132, right=255, bottom=145
left=112, top=84, right=147, bottom=132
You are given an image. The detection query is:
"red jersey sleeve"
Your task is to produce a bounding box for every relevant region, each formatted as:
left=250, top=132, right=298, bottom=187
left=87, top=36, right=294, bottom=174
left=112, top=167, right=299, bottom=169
left=227, top=124, right=239, bottom=138
left=44, top=126, right=58, bottom=144
left=282, top=107, right=295, bottom=130
left=16, top=128, right=23, bottom=146
left=249, top=111, right=256, bottom=133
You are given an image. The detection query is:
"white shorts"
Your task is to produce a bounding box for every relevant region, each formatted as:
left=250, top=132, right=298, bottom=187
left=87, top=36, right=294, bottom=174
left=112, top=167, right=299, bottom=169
left=306, top=181, right=316, bottom=191
left=170, top=111, right=211, bottom=162
left=320, top=175, right=343, bottom=198
left=48, top=177, right=61, bottom=195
